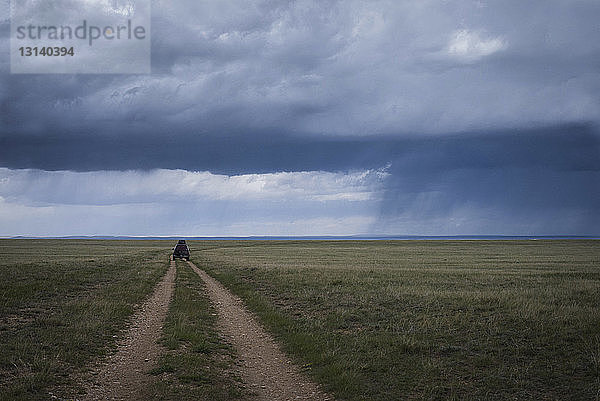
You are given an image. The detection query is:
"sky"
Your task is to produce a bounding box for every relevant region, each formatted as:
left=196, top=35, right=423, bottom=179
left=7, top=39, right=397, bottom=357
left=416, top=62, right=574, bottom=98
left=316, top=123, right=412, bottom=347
left=0, top=0, right=599, bottom=236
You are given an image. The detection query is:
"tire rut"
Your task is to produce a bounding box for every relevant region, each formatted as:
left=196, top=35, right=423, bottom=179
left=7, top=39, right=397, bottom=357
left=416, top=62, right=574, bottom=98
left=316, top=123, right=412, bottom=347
left=81, top=259, right=176, bottom=401
left=186, top=260, right=333, bottom=401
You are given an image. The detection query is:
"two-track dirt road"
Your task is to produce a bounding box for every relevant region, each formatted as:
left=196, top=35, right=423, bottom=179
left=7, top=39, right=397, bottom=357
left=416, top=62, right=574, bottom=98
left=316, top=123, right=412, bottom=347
left=79, top=258, right=331, bottom=401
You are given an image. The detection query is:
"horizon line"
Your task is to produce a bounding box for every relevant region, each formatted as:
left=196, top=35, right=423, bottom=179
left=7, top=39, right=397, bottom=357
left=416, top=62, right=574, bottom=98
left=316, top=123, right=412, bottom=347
left=2, top=235, right=599, bottom=241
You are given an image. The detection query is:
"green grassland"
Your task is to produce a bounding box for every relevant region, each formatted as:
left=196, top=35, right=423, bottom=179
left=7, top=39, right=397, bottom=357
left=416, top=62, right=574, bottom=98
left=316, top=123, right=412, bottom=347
left=190, top=240, right=600, bottom=401
left=0, top=240, right=251, bottom=401
left=0, top=239, right=599, bottom=400
left=0, top=239, right=169, bottom=400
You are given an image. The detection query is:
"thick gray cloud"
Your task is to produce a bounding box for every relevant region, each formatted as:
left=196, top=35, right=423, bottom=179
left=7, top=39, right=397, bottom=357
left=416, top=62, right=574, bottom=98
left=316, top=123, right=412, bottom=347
left=1, top=0, right=599, bottom=235
left=1, top=125, right=598, bottom=236
left=2, top=0, right=599, bottom=138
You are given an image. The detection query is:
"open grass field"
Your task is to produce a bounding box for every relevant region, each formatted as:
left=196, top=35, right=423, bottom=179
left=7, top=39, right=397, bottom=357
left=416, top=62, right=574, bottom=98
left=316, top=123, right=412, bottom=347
left=1, top=239, right=599, bottom=400
left=191, top=240, right=600, bottom=401
left=0, top=239, right=169, bottom=400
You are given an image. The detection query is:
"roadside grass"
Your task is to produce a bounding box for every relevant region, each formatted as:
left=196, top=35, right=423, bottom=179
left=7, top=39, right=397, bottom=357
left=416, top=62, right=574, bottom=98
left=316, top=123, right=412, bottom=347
left=148, top=260, right=249, bottom=401
left=2, top=239, right=598, bottom=400
left=192, top=240, right=600, bottom=401
left=0, top=239, right=170, bottom=401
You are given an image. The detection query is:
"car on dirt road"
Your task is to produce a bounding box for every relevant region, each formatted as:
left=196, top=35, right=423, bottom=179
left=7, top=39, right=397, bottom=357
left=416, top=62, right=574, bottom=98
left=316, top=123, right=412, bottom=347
left=172, top=240, right=190, bottom=260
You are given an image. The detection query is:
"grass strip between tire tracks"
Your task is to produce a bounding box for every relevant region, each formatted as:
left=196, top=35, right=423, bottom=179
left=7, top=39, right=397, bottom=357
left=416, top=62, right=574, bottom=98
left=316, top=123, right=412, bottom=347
left=148, top=259, right=249, bottom=401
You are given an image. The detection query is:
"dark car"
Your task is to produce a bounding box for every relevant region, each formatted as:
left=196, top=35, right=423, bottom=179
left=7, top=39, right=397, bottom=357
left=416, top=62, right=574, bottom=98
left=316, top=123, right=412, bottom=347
left=172, top=239, right=190, bottom=260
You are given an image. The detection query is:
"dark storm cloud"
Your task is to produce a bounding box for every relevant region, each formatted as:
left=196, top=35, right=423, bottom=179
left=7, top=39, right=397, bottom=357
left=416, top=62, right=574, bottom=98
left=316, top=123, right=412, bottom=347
left=0, top=123, right=597, bottom=174
left=2, top=0, right=600, bottom=139
left=374, top=125, right=600, bottom=235
left=1, top=0, right=600, bottom=235
left=1, top=123, right=598, bottom=235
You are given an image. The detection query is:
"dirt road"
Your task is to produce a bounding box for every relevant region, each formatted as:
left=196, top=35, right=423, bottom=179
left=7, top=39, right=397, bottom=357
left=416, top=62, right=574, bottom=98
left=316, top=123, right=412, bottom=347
left=81, top=259, right=176, bottom=401
left=186, top=260, right=332, bottom=401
